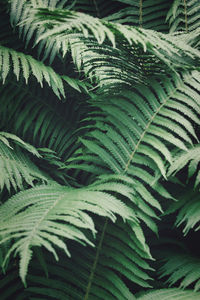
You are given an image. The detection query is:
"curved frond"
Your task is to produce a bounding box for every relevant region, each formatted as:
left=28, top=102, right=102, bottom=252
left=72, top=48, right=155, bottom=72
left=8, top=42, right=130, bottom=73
left=68, top=72, right=200, bottom=180
left=136, top=288, right=200, bottom=299
left=0, top=182, right=136, bottom=284
left=0, top=45, right=65, bottom=98
left=32, top=7, right=200, bottom=73
left=159, top=252, right=200, bottom=292
left=166, top=189, right=200, bottom=235
left=10, top=6, right=199, bottom=92
left=0, top=81, right=85, bottom=159
left=0, top=132, right=47, bottom=192
left=168, top=143, right=200, bottom=189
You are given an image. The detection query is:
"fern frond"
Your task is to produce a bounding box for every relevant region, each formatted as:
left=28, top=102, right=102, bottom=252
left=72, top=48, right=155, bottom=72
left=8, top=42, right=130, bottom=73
left=167, top=0, right=200, bottom=33
left=168, top=144, right=200, bottom=187
left=105, top=0, right=171, bottom=32
left=136, top=288, right=200, bottom=299
left=22, top=219, right=152, bottom=299
left=0, top=82, right=84, bottom=160
left=167, top=189, right=200, bottom=235
left=69, top=73, right=200, bottom=178
left=65, top=72, right=200, bottom=278
left=18, top=7, right=200, bottom=91
left=1, top=243, right=142, bottom=299
left=159, top=252, right=200, bottom=292
left=0, top=132, right=47, bottom=192
left=0, top=45, right=65, bottom=98
left=0, top=182, right=136, bottom=284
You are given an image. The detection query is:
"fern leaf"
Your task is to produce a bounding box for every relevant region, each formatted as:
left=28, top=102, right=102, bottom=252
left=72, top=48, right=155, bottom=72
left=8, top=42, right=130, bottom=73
left=167, top=0, right=200, bottom=33
left=0, top=83, right=82, bottom=161
left=0, top=182, right=136, bottom=284
left=0, top=133, right=47, bottom=192
left=168, top=144, right=200, bottom=181
left=105, top=0, right=171, bottom=32
left=159, top=252, right=200, bottom=291
left=0, top=46, right=65, bottom=98
left=136, top=288, right=200, bottom=299
left=19, top=7, right=200, bottom=91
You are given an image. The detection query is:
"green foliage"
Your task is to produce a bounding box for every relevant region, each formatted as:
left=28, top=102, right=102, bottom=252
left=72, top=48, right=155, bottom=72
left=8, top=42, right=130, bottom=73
left=0, top=0, right=200, bottom=299
left=159, top=252, right=200, bottom=291
left=168, top=144, right=200, bottom=188
left=167, top=0, right=200, bottom=33
left=136, top=288, right=200, bottom=299
left=0, top=46, right=65, bottom=98
left=0, top=182, right=136, bottom=285
left=106, top=0, right=171, bottom=32
left=30, top=7, right=200, bottom=81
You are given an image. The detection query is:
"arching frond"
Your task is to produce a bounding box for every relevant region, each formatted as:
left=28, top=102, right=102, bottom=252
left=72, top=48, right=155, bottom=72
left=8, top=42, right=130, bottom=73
left=64, top=75, right=200, bottom=295
left=0, top=181, right=136, bottom=285
left=166, top=189, right=200, bottom=235
left=62, top=72, right=200, bottom=298
left=0, top=45, right=65, bottom=98
left=32, top=7, right=200, bottom=72
left=0, top=218, right=152, bottom=299
left=159, top=252, right=200, bottom=292
left=16, top=6, right=198, bottom=93
left=168, top=143, right=200, bottom=189
left=68, top=72, right=200, bottom=180
left=136, top=288, right=200, bottom=299
left=27, top=220, right=152, bottom=299
left=0, top=132, right=47, bottom=192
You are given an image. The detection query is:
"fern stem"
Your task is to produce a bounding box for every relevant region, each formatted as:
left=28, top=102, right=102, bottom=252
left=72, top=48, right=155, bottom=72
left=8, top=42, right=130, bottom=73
left=84, top=218, right=108, bottom=300
left=183, top=0, right=188, bottom=33
left=139, top=0, right=143, bottom=27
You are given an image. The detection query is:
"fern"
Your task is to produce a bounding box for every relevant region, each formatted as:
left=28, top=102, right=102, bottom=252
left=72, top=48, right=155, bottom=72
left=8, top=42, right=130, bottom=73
left=69, top=73, right=200, bottom=177
left=159, top=252, right=200, bottom=292
left=1, top=0, right=200, bottom=298
left=136, top=288, right=200, bottom=299
left=32, top=7, right=200, bottom=75
left=168, top=144, right=200, bottom=188
left=0, top=46, right=65, bottom=98
left=0, top=132, right=48, bottom=192
left=105, top=0, right=171, bottom=32
left=0, top=181, right=136, bottom=284
left=167, top=0, right=200, bottom=33
left=63, top=72, right=200, bottom=297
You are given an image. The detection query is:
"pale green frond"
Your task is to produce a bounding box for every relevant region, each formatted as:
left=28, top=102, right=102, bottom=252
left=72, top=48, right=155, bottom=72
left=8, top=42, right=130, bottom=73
left=19, top=6, right=200, bottom=91
left=71, top=73, right=200, bottom=180
left=136, top=288, right=200, bottom=299
left=0, top=137, right=47, bottom=192
left=0, top=182, right=136, bottom=284
left=0, top=46, right=65, bottom=98
left=168, top=144, right=200, bottom=179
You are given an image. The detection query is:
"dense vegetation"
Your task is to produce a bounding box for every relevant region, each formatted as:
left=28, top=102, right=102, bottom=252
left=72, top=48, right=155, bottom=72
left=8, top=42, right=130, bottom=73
left=0, top=0, right=200, bottom=299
